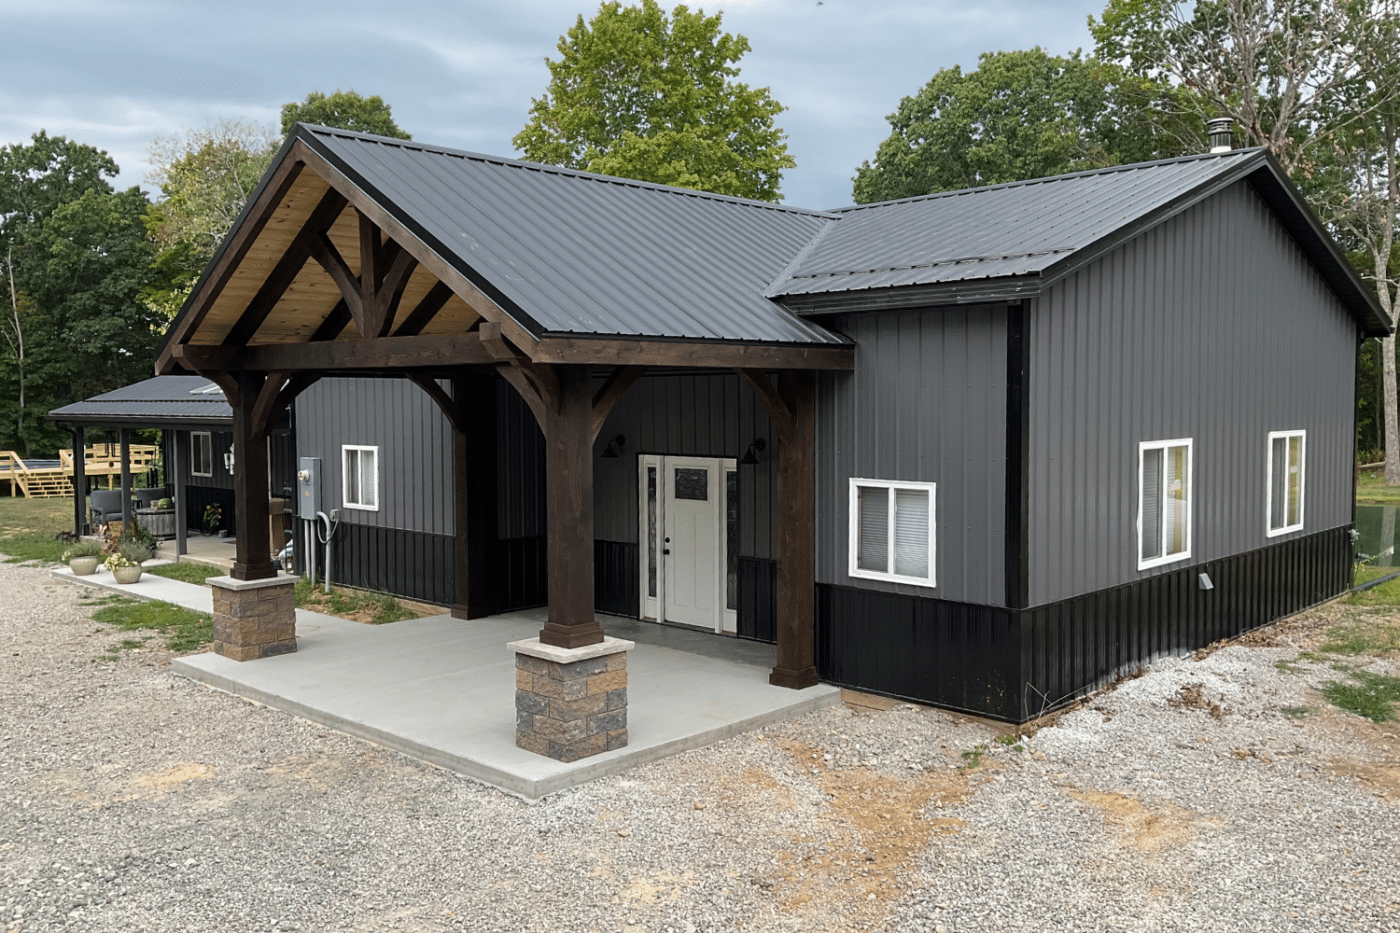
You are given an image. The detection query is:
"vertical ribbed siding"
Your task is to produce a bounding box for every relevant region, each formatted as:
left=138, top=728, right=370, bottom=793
left=592, top=371, right=777, bottom=560
left=496, top=380, right=546, bottom=539
left=294, top=376, right=454, bottom=536
left=1027, top=180, right=1358, bottom=606
left=816, top=305, right=1009, bottom=606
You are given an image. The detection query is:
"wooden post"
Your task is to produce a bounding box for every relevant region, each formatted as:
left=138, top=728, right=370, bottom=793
left=119, top=429, right=133, bottom=531
left=173, top=429, right=188, bottom=557
left=539, top=364, right=603, bottom=649
left=71, top=427, right=86, bottom=536
left=771, top=370, right=818, bottom=688
left=230, top=371, right=275, bottom=581
left=451, top=372, right=498, bottom=619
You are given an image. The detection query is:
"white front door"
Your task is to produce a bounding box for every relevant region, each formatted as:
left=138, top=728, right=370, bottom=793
left=639, top=455, right=737, bottom=633
left=664, top=458, right=721, bottom=628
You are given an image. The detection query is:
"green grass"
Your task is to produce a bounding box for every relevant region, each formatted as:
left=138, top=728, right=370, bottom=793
left=89, top=596, right=213, bottom=654
left=1320, top=618, right=1400, bottom=656
left=1353, top=564, right=1397, bottom=587
left=1321, top=670, right=1400, bottom=723
left=0, top=496, right=76, bottom=564
left=146, top=561, right=223, bottom=585
left=1356, top=469, right=1400, bottom=504
left=294, top=576, right=417, bottom=624
left=1345, top=573, right=1400, bottom=608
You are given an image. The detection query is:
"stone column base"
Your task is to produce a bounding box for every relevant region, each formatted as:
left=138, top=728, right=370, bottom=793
left=210, top=575, right=297, bottom=661
left=509, top=635, right=634, bottom=762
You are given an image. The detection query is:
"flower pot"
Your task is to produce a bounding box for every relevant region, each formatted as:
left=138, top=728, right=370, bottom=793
left=112, top=565, right=143, bottom=585
left=69, top=556, right=99, bottom=576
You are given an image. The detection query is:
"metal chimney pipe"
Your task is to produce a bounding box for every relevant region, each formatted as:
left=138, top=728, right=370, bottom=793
left=1208, top=117, right=1234, bottom=153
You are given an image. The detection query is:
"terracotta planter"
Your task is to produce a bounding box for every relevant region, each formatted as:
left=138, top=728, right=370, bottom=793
left=112, top=565, right=143, bottom=585
left=68, top=556, right=99, bottom=576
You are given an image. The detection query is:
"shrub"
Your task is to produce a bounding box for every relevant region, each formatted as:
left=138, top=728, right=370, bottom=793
left=62, top=541, right=103, bottom=561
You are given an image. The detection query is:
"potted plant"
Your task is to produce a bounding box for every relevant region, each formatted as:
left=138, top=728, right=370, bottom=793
left=202, top=503, right=222, bottom=537
left=63, top=541, right=103, bottom=576
left=105, top=540, right=149, bottom=584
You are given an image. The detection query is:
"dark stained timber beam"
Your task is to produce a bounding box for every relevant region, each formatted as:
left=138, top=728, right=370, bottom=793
left=393, top=281, right=453, bottom=338
left=250, top=370, right=291, bottom=439
left=174, top=332, right=498, bottom=371
left=308, top=230, right=363, bottom=327
left=406, top=373, right=464, bottom=435
left=156, top=154, right=306, bottom=372
left=532, top=337, right=854, bottom=371
left=310, top=299, right=353, bottom=342
left=590, top=365, right=646, bottom=442
left=222, top=188, right=348, bottom=347
left=735, top=369, right=793, bottom=444
left=770, top=370, right=818, bottom=689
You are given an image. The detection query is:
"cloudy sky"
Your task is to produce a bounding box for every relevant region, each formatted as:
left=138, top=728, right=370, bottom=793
left=2, top=0, right=1105, bottom=210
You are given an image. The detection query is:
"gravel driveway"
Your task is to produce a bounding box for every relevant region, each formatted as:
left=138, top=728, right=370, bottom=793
left=3, top=559, right=1399, bottom=933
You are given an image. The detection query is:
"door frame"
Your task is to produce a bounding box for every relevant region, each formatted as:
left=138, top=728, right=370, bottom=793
left=638, top=454, right=737, bottom=634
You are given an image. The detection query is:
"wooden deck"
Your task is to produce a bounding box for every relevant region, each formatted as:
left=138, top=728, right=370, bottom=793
left=0, top=444, right=159, bottom=498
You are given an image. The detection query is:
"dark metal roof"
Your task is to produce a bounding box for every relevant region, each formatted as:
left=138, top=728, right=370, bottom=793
left=48, top=376, right=232, bottom=425
left=299, top=125, right=848, bottom=346
left=767, top=149, right=1388, bottom=337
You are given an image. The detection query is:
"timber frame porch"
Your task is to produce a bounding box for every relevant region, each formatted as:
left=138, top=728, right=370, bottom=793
left=155, top=124, right=854, bottom=687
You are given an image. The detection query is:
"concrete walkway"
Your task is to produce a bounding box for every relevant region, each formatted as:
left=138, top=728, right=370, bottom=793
left=51, top=566, right=840, bottom=799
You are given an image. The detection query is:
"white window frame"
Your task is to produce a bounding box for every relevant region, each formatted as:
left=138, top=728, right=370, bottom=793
left=847, top=478, right=937, bottom=588
left=1137, top=437, right=1193, bottom=570
left=1266, top=429, right=1306, bottom=537
left=341, top=444, right=380, bottom=512
left=190, top=431, right=212, bottom=478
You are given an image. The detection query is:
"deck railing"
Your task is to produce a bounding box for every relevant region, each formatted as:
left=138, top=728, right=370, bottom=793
left=1, top=444, right=159, bottom=498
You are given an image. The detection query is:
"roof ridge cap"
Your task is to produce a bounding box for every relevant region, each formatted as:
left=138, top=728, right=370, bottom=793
left=829, top=148, right=1267, bottom=213
left=299, top=123, right=839, bottom=219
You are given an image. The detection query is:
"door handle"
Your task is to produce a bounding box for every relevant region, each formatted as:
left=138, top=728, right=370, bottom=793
left=663, top=549, right=670, bottom=555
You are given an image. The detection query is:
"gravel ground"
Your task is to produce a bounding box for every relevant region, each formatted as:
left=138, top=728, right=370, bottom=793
left=3, top=558, right=1399, bottom=933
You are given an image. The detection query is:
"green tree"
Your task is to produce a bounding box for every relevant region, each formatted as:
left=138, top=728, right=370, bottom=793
left=280, top=89, right=411, bottom=139
left=0, top=132, right=131, bottom=453
left=514, top=0, right=795, bottom=202
left=852, top=48, right=1183, bottom=204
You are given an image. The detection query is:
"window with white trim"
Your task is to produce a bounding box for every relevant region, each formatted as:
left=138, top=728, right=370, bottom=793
left=1267, top=430, right=1305, bottom=536
left=191, top=432, right=212, bottom=477
left=342, top=445, right=379, bottom=511
left=848, top=479, right=936, bottom=587
left=1138, top=438, right=1192, bottom=569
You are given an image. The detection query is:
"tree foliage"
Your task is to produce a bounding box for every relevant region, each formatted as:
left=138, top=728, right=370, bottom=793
left=852, top=48, right=1192, bottom=203
left=514, top=0, right=795, bottom=201
left=280, top=89, right=411, bottom=139
left=0, top=134, right=156, bottom=454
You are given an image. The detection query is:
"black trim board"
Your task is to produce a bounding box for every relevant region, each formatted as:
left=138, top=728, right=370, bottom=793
left=1004, top=302, right=1029, bottom=609
left=818, top=525, right=1353, bottom=723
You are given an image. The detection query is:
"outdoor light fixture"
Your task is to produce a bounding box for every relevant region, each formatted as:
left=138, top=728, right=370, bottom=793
left=224, top=446, right=235, bottom=472
left=740, top=437, right=766, bottom=465
left=601, top=434, right=626, bottom=459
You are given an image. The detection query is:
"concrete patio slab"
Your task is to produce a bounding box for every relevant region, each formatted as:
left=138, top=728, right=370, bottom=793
left=173, top=611, right=839, bottom=799
left=49, top=566, right=839, bottom=799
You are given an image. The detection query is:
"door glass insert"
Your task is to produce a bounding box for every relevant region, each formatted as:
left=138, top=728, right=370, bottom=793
left=726, top=469, right=739, bottom=611
left=674, top=467, right=708, bottom=501
left=647, top=465, right=658, bottom=598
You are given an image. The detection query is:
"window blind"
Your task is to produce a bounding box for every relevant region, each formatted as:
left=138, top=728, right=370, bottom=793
left=893, top=488, right=930, bottom=578
left=1270, top=436, right=1287, bottom=530
left=1286, top=435, right=1302, bottom=527
left=1141, top=448, right=1162, bottom=562
left=1165, top=444, right=1187, bottom=556
left=857, top=486, right=888, bottom=573
left=360, top=449, right=378, bottom=509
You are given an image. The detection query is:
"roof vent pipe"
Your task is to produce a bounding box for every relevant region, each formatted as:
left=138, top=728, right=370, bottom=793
left=1208, top=117, right=1234, bottom=153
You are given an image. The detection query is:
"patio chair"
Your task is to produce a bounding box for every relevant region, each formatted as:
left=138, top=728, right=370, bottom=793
left=133, top=487, right=165, bottom=509
left=89, top=489, right=125, bottom=531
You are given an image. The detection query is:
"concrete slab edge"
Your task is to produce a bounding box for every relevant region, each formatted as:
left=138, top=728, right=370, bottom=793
left=170, top=656, right=841, bottom=801
left=51, top=568, right=178, bottom=606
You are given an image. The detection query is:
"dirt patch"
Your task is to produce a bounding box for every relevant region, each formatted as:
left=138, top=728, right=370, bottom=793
left=126, top=762, right=215, bottom=794
left=765, top=738, right=973, bottom=931
left=1067, top=788, right=1216, bottom=858
left=1169, top=682, right=1227, bottom=720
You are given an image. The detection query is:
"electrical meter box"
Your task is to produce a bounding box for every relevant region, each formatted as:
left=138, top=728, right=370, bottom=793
left=297, top=457, right=321, bottom=520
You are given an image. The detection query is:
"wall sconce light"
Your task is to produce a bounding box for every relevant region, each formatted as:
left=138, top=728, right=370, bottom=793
left=224, top=446, right=235, bottom=472
left=739, top=437, right=766, bottom=465
left=601, top=434, right=626, bottom=459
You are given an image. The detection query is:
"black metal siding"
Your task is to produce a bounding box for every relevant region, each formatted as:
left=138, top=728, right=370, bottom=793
left=815, top=304, right=1009, bottom=606
left=1027, top=180, right=1359, bottom=605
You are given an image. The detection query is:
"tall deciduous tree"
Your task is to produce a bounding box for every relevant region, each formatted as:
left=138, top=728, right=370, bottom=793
left=281, top=90, right=411, bottom=139
left=514, top=0, right=795, bottom=202
left=852, top=48, right=1189, bottom=203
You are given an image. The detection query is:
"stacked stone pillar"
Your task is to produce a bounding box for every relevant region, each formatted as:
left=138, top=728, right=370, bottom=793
left=510, top=636, right=633, bottom=762
left=210, top=575, right=297, bottom=661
